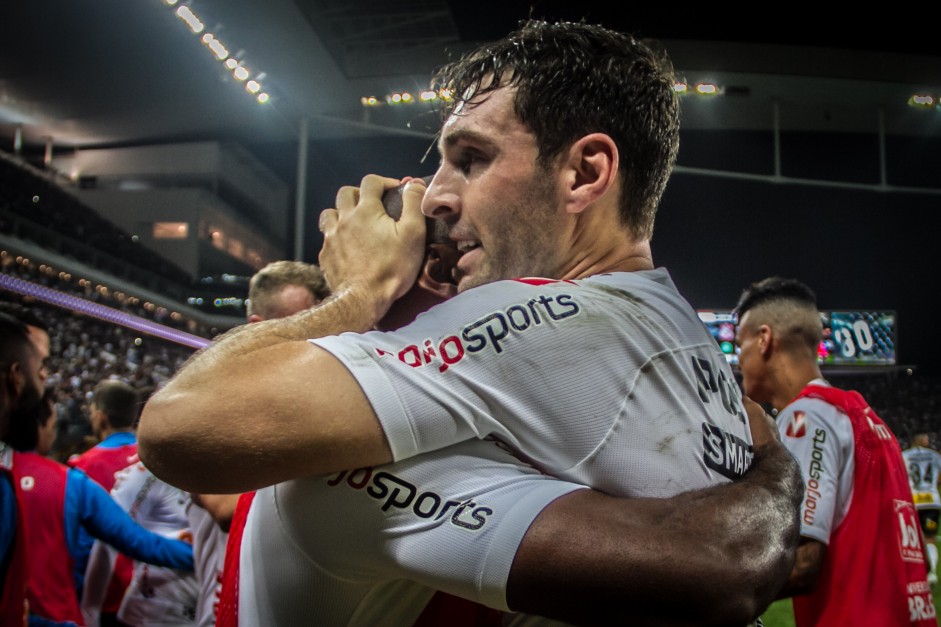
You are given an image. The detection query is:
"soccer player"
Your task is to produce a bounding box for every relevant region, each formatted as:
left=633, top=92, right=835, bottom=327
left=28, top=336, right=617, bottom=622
left=141, top=20, right=801, bottom=624
left=68, top=380, right=139, bottom=491
left=15, top=395, right=193, bottom=625
left=0, top=311, right=45, bottom=625
left=67, top=379, right=141, bottom=615
left=735, top=276, right=934, bottom=626
left=82, top=457, right=198, bottom=626
left=204, top=260, right=330, bottom=626
left=904, top=433, right=941, bottom=585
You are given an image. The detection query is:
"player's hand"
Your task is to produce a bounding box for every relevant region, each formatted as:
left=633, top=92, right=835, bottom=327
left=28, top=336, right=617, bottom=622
left=318, top=174, right=427, bottom=318
left=744, top=396, right=779, bottom=449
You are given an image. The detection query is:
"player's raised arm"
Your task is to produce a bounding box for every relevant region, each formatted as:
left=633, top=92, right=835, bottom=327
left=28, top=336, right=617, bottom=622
left=138, top=175, right=427, bottom=493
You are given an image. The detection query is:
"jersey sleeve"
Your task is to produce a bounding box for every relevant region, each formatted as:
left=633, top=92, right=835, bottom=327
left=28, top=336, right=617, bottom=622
left=256, top=439, right=585, bottom=613
left=312, top=276, right=729, bottom=493
left=777, top=397, right=854, bottom=545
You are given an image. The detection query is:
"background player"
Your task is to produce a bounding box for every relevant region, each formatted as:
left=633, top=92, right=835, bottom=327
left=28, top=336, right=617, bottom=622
left=0, top=311, right=46, bottom=624
left=904, top=433, right=941, bottom=585
left=735, top=276, right=934, bottom=626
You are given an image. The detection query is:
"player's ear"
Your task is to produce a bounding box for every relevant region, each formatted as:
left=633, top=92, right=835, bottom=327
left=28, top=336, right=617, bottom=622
left=560, top=133, right=619, bottom=216
left=7, top=362, right=25, bottom=396
left=757, top=324, right=774, bottom=356
left=2, top=362, right=18, bottom=399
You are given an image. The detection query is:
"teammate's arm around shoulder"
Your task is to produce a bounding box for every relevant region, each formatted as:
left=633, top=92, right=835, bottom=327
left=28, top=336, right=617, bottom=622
left=505, top=397, right=802, bottom=626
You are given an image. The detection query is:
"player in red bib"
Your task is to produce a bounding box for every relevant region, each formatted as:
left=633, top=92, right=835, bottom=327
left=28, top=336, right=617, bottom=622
left=735, top=276, right=934, bottom=626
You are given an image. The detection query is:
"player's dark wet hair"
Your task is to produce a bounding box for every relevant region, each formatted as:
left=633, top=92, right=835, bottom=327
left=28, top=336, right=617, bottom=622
left=432, top=19, right=680, bottom=241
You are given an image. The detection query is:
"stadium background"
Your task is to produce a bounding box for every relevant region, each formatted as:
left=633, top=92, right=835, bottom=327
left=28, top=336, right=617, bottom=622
left=2, top=2, right=939, bottom=624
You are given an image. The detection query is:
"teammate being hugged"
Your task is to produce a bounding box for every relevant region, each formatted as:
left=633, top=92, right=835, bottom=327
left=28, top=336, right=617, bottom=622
left=904, top=433, right=941, bottom=585
left=735, top=276, right=935, bottom=626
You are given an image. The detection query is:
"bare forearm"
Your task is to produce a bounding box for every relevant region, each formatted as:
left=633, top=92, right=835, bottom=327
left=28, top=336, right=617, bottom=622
left=165, top=285, right=384, bottom=385
left=506, top=441, right=802, bottom=626
left=138, top=287, right=393, bottom=493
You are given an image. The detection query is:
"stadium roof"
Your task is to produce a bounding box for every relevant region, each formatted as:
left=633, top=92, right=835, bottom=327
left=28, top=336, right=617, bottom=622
left=1, top=1, right=939, bottom=164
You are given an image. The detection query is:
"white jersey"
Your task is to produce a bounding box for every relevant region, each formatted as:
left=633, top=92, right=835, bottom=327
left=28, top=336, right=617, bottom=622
left=776, top=380, right=856, bottom=545
left=314, top=269, right=754, bottom=497
left=239, top=438, right=582, bottom=626
left=83, top=459, right=198, bottom=626
left=185, top=498, right=227, bottom=626
left=240, top=269, right=753, bottom=624
left=903, top=446, right=941, bottom=510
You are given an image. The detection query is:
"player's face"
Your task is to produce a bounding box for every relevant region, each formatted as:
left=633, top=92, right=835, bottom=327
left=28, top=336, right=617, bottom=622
left=25, top=326, right=50, bottom=385
left=423, top=86, right=568, bottom=292
left=5, top=343, right=45, bottom=451
left=735, top=312, right=770, bottom=404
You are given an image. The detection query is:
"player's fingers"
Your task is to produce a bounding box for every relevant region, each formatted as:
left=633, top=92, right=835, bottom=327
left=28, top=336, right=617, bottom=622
left=399, top=177, right=429, bottom=232
left=335, top=185, right=359, bottom=210
left=359, top=174, right=402, bottom=211
left=318, top=208, right=338, bottom=234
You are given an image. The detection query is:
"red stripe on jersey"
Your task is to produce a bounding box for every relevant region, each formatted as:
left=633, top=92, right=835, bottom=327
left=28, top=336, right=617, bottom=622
left=512, top=278, right=575, bottom=286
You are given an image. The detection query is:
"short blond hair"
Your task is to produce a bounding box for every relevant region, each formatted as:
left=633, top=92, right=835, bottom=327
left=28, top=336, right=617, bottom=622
left=247, top=261, right=329, bottom=319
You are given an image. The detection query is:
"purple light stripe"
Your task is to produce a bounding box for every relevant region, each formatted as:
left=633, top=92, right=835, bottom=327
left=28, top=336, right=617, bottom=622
left=0, top=273, right=210, bottom=349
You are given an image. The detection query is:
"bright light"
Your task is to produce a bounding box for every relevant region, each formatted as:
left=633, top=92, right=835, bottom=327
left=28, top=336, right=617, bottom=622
left=257, top=92, right=270, bottom=104
left=163, top=0, right=178, bottom=5
left=401, top=92, right=413, bottom=103
left=246, top=80, right=261, bottom=94
left=233, top=66, right=249, bottom=81
left=202, top=34, right=229, bottom=61
left=695, top=82, right=718, bottom=95
left=361, top=96, right=379, bottom=106
left=909, top=94, right=935, bottom=107
left=391, top=93, right=402, bottom=103
left=673, top=81, right=688, bottom=94
left=175, top=6, right=204, bottom=34
left=419, top=90, right=437, bottom=101
left=224, top=58, right=238, bottom=70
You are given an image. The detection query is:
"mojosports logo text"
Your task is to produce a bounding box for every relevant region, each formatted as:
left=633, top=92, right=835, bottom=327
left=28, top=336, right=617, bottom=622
left=375, top=293, right=580, bottom=372
left=327, top=467, right=494, bottom=531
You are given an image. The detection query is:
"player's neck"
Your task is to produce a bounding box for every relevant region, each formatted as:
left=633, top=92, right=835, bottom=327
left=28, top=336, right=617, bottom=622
left=561, top=237, right=654, bottom=280
left=772, top=355, right=823, bottom=411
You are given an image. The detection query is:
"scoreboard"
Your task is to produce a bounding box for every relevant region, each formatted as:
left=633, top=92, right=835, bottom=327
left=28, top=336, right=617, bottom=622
left=697, top=309, right=897, bottom=367
left=821, top=311, right=896, bottom=366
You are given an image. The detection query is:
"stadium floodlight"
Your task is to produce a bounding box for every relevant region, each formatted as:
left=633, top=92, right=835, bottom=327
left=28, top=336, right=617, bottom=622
left=908, top=94, right=935, bottom=108
left=257, top=93, right=270, bottom=104
left=695, top=82, right=719, bottom=95
left=233, top=65, right=249, bottom=81
left=202, top=33, right=229, bottom=61
left=175, top=6, right=204, bottom=34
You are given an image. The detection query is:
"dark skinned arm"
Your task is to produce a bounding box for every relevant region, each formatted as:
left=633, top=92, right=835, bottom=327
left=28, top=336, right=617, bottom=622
left=506, top=399, right=803, bottom=627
